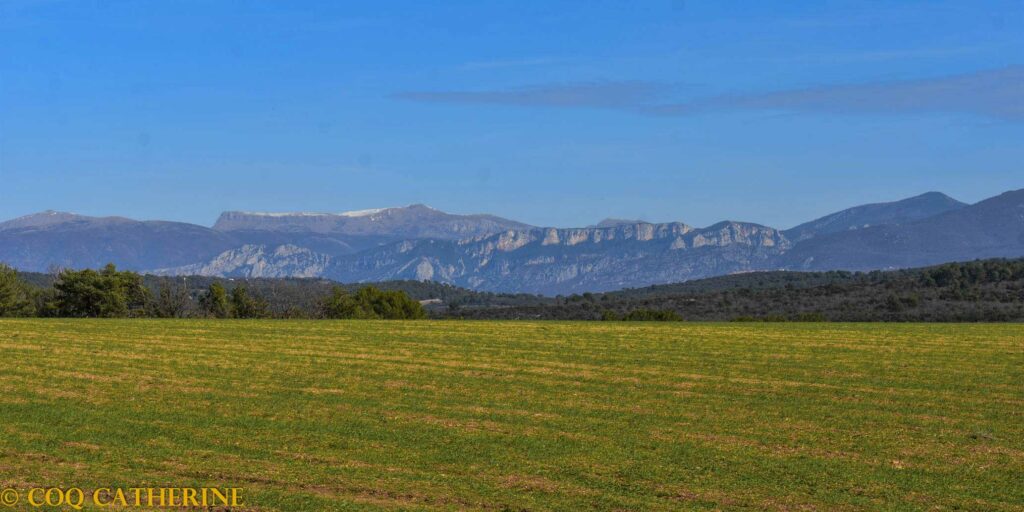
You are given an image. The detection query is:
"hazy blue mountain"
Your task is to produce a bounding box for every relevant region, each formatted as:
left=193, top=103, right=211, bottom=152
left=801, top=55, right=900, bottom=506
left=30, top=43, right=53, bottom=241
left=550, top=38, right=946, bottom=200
left=781, top=189, right=1024, bottom=270
left=0, top=210, right=134, bottom=231
left=784, top=192, right=966, bottom=242
left=2, top=190, right=1022, bottom=294
left=213, top=204, right=531, bottom=239
left=0, top=206, right=528, bottom=273
left=589, top=218, right=648, bottom=228
left=0, top=212, right=238, bottom=272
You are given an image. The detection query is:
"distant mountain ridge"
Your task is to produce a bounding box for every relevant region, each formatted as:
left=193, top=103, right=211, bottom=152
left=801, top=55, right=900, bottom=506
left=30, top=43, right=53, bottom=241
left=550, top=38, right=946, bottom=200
left=0, top=210, right=135, bottom=231
left=783, top=192, right=966, bottom=241
left=589, top=218, right=648, bottom=228
left=2, top=189, right=1023, bottom=294
left=0, top=205, right=530, bottom=273
left=781, top=189, right=1024, bottom=271
left=0, top=213, right=238, bottom=272
left=213, top=204, right=531, bottom=239
left=152, top=244, right=333, bottom=278
left=327, top=221, right=787, bottom=293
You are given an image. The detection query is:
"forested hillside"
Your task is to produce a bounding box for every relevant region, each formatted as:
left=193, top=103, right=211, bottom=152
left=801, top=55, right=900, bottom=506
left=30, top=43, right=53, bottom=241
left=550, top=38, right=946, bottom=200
left=3, top=259, right=1023, bottom=321
left=447, top=259, right=1024, bottom=322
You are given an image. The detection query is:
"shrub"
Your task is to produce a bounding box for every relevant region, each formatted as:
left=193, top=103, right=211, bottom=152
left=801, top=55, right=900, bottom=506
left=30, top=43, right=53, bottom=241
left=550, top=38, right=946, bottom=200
left=621, top=309, right=682, bottom=321
left=319, top=286, right=425, bottom=319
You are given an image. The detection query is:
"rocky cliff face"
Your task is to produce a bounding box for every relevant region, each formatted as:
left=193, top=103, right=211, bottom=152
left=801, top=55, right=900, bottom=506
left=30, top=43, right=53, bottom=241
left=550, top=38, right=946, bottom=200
left=327, top=221, right=789, bottom=294
left=154, top=244, right=332, bottom=278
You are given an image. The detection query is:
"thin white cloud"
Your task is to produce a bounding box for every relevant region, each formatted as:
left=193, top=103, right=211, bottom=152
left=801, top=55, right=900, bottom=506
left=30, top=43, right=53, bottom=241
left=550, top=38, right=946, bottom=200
left=395, top=67, right=1024, bottom=121
left=393, top=81, right=674, bottom=110
left=458, top=57, right=563, bottom=70
left=757, top=44, right=996, bottom=65
left=648, top=66, right=1024, bottom=121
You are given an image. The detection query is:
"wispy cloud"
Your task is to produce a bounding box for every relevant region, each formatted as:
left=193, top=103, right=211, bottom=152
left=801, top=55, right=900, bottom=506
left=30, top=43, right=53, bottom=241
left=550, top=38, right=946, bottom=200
left=458, top=57, right=563, bottom=70
left=649, top=67, right=1024, bottom=121
left=758, top=44, right=995, bottom=65
left=393, top=81, right=674, bottom=110
left=395, top=67, right=1024, bottom=121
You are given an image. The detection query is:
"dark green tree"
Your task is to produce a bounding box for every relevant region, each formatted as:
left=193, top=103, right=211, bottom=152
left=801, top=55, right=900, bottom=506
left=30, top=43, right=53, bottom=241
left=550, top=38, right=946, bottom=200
left=318, top=286, right=425, bottom=319
left=230, top=286, right=270, bottom=319
left=319, top=287, right=358, bottom=319
left=356, top=286, right=426, bottom=319
left=199, top=282, right=231, bottom=318
left=51, top=264, right=149, bottom=317
left=0, top=264, right=36, bottom=317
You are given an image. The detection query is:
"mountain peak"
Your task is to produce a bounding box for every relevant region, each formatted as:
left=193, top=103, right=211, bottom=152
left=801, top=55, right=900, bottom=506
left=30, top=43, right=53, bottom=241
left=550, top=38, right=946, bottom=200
left=212, top=205, right=530, bottom=238
left=784, top=191, right=967, bottom=242
left=0, top=210, right=133, bottom=231
left=589, top=218, right=649, bottom=228
left=340, top=204, right=441, bottom=217
left=917, top=191, right=954, bottom=199
left=908, top=191, right=965, bottom=206
left=222, top=204, right=442, bottom=221
left=12, top=210, right=78, bottom=220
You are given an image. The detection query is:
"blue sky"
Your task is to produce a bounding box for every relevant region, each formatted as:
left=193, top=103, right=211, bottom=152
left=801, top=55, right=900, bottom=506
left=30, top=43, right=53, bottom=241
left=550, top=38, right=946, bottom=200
left=1, top=0, right=1022, bottom=229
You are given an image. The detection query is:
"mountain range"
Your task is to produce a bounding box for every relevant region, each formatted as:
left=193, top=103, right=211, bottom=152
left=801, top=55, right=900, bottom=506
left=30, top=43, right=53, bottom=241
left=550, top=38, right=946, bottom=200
left=1, top=189, right=1021, bottom=294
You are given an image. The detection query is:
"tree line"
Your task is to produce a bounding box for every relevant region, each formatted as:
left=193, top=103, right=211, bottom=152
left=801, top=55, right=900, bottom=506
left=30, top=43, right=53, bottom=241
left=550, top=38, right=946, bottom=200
left=0, top=264, right=425, bottom=319
left=4, top=258, right=1024, bottom=322
left=445, top=259, right=1024, bottom=322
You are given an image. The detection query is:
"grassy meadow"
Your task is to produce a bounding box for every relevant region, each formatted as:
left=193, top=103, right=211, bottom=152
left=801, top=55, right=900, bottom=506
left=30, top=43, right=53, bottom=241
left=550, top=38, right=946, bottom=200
left=0, top=320, right=1021, bottom=511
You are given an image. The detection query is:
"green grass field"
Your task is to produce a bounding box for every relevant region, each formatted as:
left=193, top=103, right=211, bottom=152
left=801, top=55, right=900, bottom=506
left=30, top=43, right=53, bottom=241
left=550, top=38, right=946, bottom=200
left=0, top=320, right=1021, bottom=511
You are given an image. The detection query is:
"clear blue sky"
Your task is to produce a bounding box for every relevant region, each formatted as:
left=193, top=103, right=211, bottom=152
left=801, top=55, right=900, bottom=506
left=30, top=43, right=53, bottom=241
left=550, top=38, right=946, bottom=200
left=1, top=0, right=1022, bottom=229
